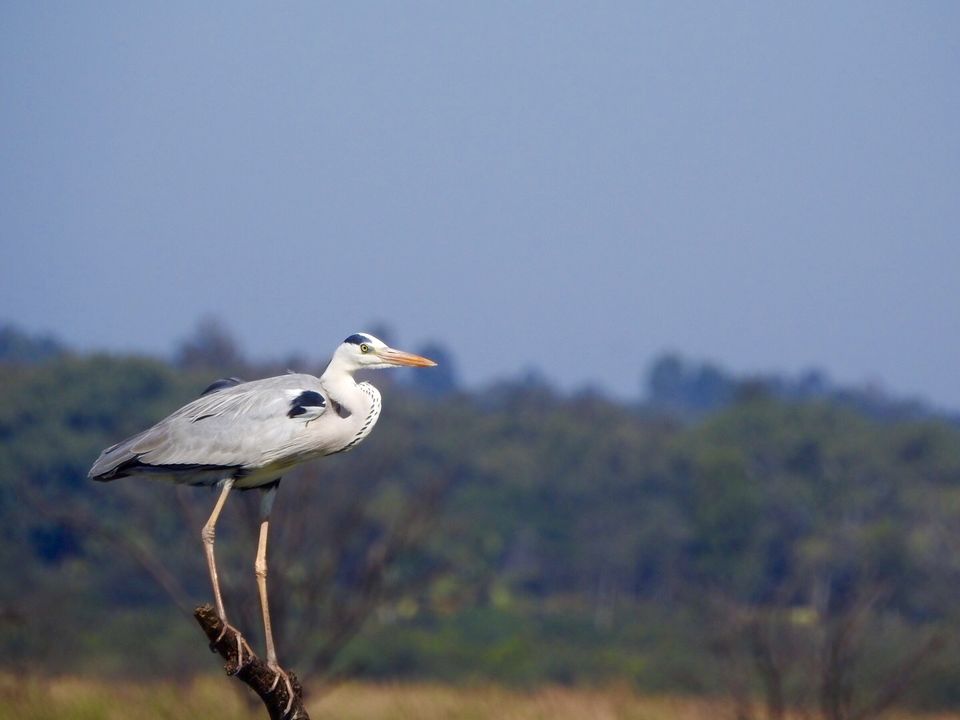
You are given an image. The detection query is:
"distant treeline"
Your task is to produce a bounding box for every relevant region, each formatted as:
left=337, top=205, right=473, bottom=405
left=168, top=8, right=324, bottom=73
left=2, top=321, right=959, bottom=716
left=646, top=352, right=955, bottom=424
left=3, top=319, right=953, bottom=422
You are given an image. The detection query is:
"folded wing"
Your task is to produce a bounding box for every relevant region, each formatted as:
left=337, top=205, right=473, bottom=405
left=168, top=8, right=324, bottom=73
left=89, top=374, right=329, bottom=484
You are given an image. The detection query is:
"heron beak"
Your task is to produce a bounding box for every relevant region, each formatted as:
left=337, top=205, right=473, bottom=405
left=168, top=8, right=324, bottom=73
left=378, top=347, right=437, bottom=367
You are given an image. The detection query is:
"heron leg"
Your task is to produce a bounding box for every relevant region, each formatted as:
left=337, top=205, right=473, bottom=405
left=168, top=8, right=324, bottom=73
left=202, top=478, right=235, bottom=621
left=256, top=483, right=294, bottom=715
left=255, top=514, right=278, bottom=666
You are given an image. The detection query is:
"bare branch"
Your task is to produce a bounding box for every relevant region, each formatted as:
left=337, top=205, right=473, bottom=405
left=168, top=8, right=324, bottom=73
left=194, top=603, right=309, bottom=720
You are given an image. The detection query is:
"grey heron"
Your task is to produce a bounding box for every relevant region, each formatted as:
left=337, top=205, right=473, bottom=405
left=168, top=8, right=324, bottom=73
left=89, top=332, right=436, bottom=698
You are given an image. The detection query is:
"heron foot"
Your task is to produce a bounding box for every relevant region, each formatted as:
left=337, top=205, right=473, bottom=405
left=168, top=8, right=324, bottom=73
left=267, top=661, right=295, bottom=717
left=212, top=621, right=252, bottom=674
left=228, top=633, right=248, bottom=675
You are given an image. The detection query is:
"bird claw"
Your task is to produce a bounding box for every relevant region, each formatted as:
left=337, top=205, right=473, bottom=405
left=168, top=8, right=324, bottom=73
left=210, top=624, right=228, bottom=652
left=211, top=620, right=250, bottom=675
left=228, top=632, right=252, bottom=675
left=267, top=663, right=295, bottom=717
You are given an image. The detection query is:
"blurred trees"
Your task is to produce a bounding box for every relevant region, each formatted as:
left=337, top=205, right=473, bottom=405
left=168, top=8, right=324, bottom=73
left=680, top=399, right=960, bottom=718
left=644, top=353, right=942, bottom=422
left=0, top=323, right=64, bottom=364
left=2, top=327, right=960, bottom=715
left=408, top=341, right=459, bottom=398
left=174, top=316, right=246, bottom=373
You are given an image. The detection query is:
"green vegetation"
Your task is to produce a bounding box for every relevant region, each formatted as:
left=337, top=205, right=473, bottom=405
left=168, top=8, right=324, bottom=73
left=2, top=323, right=959, bottom=717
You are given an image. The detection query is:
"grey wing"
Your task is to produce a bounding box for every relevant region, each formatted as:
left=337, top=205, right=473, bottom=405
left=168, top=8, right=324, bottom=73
left=89, top=374, right=328, bottom=484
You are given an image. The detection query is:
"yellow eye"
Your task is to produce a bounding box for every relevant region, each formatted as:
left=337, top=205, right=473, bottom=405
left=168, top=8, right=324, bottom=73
left=360, top=344, right=370, bottom=353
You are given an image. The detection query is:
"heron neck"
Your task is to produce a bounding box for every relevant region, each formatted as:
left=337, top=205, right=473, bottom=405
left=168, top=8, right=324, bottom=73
left=319, top=361, right=364, bottom=414
left=319, top=352, right=355, bottom=383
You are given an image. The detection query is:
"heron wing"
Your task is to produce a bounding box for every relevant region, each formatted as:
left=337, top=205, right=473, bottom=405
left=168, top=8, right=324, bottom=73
left=89, top=374, right=329, bottom=482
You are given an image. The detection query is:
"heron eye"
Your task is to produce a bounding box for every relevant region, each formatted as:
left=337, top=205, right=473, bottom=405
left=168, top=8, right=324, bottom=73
left=360, top=344, right=370, bottom=353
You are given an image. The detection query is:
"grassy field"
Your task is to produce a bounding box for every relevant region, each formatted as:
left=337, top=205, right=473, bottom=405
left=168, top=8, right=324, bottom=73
left=2, top=676, right=959, bottom=720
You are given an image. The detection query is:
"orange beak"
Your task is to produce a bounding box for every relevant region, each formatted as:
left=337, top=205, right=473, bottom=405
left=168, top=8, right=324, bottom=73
left=379, top=347, right=437, bottom=368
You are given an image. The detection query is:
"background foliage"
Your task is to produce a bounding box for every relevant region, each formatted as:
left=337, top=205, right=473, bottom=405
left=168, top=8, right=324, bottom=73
left=1, top=322, right=959, bottom=717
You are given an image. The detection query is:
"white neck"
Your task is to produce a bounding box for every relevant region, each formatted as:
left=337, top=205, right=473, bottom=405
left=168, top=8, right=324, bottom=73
left=319, top=354, right=367, bottom=416
left=320, top=356, right=349, bottom=381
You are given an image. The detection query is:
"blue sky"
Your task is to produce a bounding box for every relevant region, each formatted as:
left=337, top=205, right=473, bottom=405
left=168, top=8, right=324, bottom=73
left=2, top=2, right=958, bottom=406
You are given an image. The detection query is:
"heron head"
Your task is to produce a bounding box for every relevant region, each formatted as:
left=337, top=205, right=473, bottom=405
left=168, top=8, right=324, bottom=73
left=335, top=332, right=437, bottom=371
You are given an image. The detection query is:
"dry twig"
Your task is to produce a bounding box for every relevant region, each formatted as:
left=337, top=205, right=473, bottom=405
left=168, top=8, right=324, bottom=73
left=194, top=604, right=309, bottom=720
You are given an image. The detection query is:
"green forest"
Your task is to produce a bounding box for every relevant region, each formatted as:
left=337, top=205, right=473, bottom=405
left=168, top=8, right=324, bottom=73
left=2, top=322, right=959, bottom=718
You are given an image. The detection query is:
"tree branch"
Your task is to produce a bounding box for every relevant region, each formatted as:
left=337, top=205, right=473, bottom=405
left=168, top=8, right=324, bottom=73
left=194, top=604, right=309, bottom=720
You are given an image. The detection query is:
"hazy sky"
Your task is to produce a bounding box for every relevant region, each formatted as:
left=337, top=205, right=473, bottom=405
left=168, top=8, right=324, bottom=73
left=2, top=2, right=958, bottom=406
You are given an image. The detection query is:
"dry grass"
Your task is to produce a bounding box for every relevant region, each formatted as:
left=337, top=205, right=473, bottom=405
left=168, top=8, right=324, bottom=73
left=0, top=675, right=255, bottom=720
left=312, top=684, right=960, bottom=720
left=1, top=676, right=958, bottom=720
left=313, top=683, right=707, bottom=720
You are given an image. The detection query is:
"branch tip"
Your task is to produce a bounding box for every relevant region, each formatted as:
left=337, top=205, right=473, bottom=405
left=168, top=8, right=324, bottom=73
left=193, top=604, right=310, bottom=720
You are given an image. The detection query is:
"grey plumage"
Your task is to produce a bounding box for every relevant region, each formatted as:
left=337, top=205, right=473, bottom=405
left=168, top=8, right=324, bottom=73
left=87, top=332, right=436, bottom=689
left=89, top=373, right=377, bottom=488
left=200, top=376, right=245, bottom=396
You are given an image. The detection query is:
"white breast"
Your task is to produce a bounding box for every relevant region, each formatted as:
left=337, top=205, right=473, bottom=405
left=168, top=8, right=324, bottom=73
left=338, top=382, right=382, bottom=453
